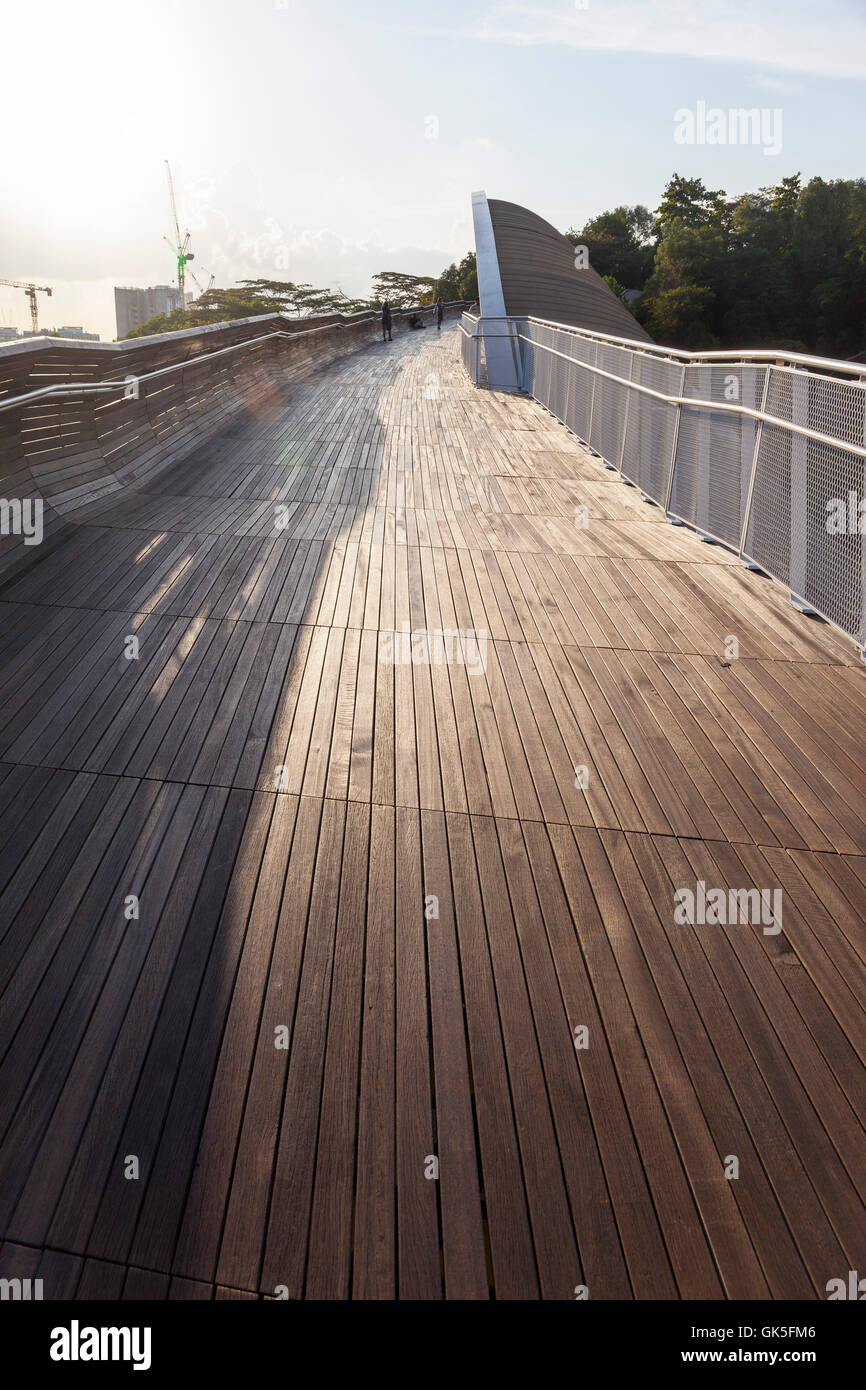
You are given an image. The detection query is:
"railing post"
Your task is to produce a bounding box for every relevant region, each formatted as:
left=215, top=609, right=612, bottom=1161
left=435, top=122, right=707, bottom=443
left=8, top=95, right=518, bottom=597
left=788, top=365, right=814, bottom=612
left=615, top=353, right=637, bottom=476
left=515, top=320, right=526, bottom=392
left=738, top=365, right=773, bottom=562
left=664, top=362, right=687, bottom=516
left=586, top=341, right=599, bottom=453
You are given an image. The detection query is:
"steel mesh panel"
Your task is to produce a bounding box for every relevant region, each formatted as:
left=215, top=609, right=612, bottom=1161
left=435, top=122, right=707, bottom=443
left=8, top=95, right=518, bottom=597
left=806, top=371, right=865, bottom=448
left=460, top=318, right=476, bottom=380
left=590, top=342, right=631, bottom=466
left=621, top=354, right=680, bottom=496
left=540, top=327, right=554, bottom=400
left=764, top=366, right=795, bottom=424
left=521, top=338, right=535, bottom=395
left=669, top=410, right=698, bottom=524
left=550, top=341, right=567, bottom=421
left=478, top=335, right=489, bottom=388
left=801, top=439, right=864, bottom=640
left=796, top=371, right=863, bottom=639
left=744, top=420, right=792, bottom=586
left=669, top=363, right=765, bottom=544
left=563, top=334, right=592, bottom=439
left=702, top=407, right=745, bottom=545
left=531, top=323, right=551, bottom=402
left=586, top=343, right=604, bottom=455
left=744, top=367, right=866, bottom=640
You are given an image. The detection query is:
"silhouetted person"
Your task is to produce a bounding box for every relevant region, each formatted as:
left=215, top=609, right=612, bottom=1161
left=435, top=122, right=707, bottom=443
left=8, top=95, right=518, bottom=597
left=435, top=297, right=444, bottom=331
left=381, top=302, right=392, bottom=341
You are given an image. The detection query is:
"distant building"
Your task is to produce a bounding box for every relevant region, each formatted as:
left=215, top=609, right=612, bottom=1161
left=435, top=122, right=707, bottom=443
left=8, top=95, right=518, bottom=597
left=0, top=326, right=19, bottom=343
left=20, top=325, right=100, bottom=341
left=114, top=285, right=181, bottom=340
left=56, top=325, right=100, bottom=341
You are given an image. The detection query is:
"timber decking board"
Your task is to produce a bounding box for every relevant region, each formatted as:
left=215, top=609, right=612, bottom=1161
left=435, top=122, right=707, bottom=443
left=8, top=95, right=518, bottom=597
left=0, top=323, right=864, bottom=1300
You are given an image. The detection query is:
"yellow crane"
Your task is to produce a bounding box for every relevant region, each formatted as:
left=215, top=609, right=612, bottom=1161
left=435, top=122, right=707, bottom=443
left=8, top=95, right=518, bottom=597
left=0, top=278, right=53, bottom=334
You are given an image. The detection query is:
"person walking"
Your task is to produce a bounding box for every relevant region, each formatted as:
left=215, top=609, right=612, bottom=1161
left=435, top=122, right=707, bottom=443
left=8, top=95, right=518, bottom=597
left=435, top=296, right=444, bottom=332
left=381, top=301, right=392, bottom=342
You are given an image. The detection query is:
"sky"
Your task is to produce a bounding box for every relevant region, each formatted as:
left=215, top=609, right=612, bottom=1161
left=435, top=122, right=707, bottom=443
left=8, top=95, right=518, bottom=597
left=2, top=0, right=865, bottom=340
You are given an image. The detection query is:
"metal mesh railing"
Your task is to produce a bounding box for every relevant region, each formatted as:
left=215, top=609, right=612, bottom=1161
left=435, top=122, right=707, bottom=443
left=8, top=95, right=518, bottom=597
left=459, top=312, right=479, bottom=384
left=460, top=315, right=866, bottom=653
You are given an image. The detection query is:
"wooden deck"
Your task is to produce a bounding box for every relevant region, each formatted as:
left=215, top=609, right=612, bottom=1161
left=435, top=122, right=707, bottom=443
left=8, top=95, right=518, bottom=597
left=1, top=322, right=865, bottom=1300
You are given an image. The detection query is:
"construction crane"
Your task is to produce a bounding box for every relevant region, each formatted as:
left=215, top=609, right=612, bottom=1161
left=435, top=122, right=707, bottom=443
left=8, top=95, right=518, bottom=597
left=163, top=159, right=194, bottom=307
left=187, top=267, right=216, bottom=301
left=0, top=278, right=53, bottom=334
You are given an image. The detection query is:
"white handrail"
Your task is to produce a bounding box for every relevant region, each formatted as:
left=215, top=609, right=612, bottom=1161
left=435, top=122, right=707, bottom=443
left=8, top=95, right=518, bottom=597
left=515, top=330, right=866, bottom=461
left=462, top=312, right=866, bottom=379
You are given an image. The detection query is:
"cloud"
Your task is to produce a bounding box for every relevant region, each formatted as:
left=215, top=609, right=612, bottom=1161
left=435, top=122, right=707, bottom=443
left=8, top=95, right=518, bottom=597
left=445, top=1, right=866, bottom=79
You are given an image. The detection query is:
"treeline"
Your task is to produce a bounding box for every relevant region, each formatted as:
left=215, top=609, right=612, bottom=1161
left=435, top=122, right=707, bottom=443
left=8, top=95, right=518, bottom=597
left=121, top=254, right=478, bottom=339
left=568, top=173, right=866, bottom=357
left=122, top=178, right=865, bottom=357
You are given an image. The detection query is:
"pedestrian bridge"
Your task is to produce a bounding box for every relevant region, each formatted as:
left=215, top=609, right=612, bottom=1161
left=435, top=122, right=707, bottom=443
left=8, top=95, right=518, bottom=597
left=0, top=252, right=864, bottom=1299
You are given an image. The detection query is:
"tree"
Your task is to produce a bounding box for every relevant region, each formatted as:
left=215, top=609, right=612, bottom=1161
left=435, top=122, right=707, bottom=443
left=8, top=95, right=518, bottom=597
left=602, top=274, right=629, bottom=303
left=122, top=286, right=282, bottom=338
left=122, top=281, right=372, bottom=338
left=370, top=271, right=435, bottom=307
left=567, top=206, right=654, bottom=288
left=430, top=252, right=478, bottom=303
left=652, top=175, right=729, bottom=238
left=641, top=285, right=717, bottom=346
left=637, top=220, right=727, bottom=347
left=238, top=279, right=369, bottom=316
left=634, top=170, right=866, bottom=354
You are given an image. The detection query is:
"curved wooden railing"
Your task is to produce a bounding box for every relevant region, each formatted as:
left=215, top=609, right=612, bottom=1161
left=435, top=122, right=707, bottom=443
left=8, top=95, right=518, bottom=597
left=0, top=302, right=470, bottom=581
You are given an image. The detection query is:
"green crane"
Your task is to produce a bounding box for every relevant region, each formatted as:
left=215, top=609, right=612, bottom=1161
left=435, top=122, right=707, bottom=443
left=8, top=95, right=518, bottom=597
left=163, top=160, right=194, bottom=311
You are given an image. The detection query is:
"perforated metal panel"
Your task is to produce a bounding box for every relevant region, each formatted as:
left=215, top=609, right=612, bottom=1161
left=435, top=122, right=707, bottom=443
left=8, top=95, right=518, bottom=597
left=743, top=367, right=866, bottom=640
left=620, top=354, right=680, bottom=498
left=669, top=363, right=767, bottom=546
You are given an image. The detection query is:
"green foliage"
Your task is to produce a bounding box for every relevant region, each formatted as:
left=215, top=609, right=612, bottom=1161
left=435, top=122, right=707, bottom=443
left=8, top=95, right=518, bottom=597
left=567, top=207, right=654, bottom=288
left=619, top=171, right=866, bottom=355
left=429, top=252, right=478, bottom=305
left=371, top=270, right=435, bottom=308
left=122, top=287, right=282, bottom=338
left=641, top=285, right=718, bottom=347
left=651, top=175, right=728, bottom=238
left=602, top=274, right=628, bottom=303
left=238, top=280, right=370, bottom=316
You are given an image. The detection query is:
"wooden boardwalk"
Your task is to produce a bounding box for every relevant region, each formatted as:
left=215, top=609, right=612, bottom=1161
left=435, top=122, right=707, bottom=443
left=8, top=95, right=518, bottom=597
left=1, top=322, right=865, bottom=1300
